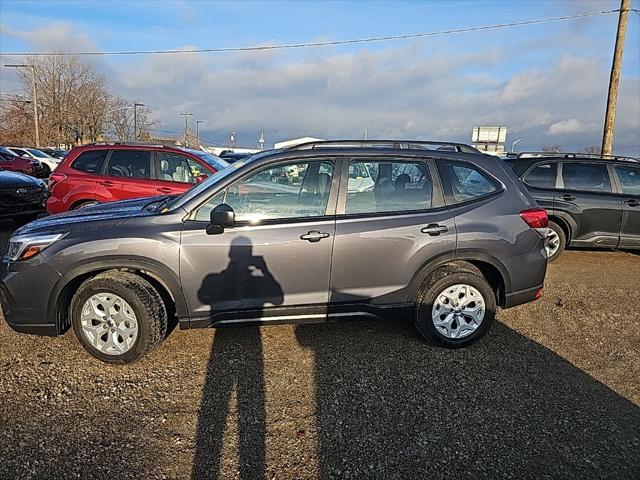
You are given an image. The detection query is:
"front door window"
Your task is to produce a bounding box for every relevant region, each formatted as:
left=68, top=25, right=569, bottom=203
left=196, top=161, right=334, bottom=223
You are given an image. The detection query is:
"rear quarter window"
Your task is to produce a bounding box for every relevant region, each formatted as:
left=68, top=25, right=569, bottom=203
left=438, top=161, right=500, bottom=204
left=71, top=150, right=108, bottom=174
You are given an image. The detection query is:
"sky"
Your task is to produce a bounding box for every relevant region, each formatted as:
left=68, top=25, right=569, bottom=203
left=0, top=0, right=639, bottom=154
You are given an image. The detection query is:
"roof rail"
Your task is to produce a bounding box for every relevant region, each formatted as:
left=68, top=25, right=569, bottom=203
left=85, top=141, right=168, bottom=148
left=515, top=151, right=639, bottom=162
left=287, top=139, right=482, bottom=154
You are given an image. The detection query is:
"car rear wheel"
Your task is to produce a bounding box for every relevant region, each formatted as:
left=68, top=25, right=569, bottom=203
left=41, top=164, right=51, bottom=177
left=545, top=221, right=566, bottom=262
left=414, top=267, right=496, bottom=347
left=71, top=270, right=167, bottom=363
left=71, top=200, right=99, bottom=210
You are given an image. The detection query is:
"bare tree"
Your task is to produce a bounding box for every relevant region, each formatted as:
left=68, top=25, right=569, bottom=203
left=0, top=55, right=153, bottom=146
left=541, top=144, right=562, bottom=153
left=580, top=145, right=602, bottom=154
left=105, top=97, right=155, bottom=141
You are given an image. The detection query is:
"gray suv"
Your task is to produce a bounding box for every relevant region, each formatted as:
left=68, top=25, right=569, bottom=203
left=1, top=141, right=547, bottom=363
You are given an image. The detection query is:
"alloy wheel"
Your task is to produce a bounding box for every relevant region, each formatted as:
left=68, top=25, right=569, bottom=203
left=431, top=284, right=486, bottom=339
left=80, top=293, right=138, bottom=355
left=546, top=229, right=560, bottom=258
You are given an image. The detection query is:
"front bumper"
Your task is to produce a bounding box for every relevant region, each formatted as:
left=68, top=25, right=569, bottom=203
left=0, top=256, right=61, bottom=336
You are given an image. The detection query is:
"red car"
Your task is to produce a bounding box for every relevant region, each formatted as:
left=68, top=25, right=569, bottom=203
left=46, top=143, right=229, bottom=214
left=0, top=146, right=42, bottom=176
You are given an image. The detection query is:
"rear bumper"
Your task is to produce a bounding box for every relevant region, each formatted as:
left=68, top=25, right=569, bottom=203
left=503, top=284, right=543, bottom=308
left=501, top=237, right=547, bottom=308
left=0, top=257, right=61, bottom=336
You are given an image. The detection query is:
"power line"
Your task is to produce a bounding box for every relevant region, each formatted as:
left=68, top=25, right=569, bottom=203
left=0, top=9, right=621, bottom=57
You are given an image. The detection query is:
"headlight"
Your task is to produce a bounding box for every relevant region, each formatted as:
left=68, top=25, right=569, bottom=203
left=5, top=233, right=67, bottom=262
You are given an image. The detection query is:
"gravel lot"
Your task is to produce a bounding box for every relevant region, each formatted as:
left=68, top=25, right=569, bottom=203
left=0, top=219, right=638, bottom=479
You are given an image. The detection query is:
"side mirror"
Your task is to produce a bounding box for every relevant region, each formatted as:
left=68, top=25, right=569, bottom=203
left=207, top=203, right=235, bottom=235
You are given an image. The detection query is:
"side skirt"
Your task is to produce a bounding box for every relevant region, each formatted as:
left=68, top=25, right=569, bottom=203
left=180, top=302, right=413, bottom=330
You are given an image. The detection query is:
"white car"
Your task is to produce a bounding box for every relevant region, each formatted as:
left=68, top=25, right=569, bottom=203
left=6, top=147, right=60, bottom=176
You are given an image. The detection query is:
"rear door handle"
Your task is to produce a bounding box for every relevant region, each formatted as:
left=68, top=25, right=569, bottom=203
left=157, top=187, right=173, bottom=194
left=300, top=230, right=330, bottom=242
left=559, top=194, right=576, bottom=201
left=421, top=224, right=449, bottom=236
left=625, top=199, right=640, bottom=207
left=98, top=181, right=114, bottom=187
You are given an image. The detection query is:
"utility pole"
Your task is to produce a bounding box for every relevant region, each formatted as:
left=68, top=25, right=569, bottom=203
left=196, top=120, right=203, bottom=148
left=133, top=102, right=145, bottom=141
left=4, top=64, right=39, bottom=146
left=601, top=0, right=630, bottom=156
left=179, top=112, right=194, bottom=147
left=364, top=124, right=368, bottom=140
left=259, top=130, right=265, bottom=150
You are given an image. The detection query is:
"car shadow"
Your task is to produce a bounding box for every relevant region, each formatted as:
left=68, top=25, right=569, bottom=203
left=294, top=319, right=640, bottom=479
left=192, top=236, right=283, bottom=480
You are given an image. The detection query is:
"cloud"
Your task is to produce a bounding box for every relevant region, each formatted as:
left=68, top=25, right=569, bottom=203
left=3, top=21, right=639, bottom=154
left=1, top=22, right=99, bottom=53
left=548, top=118, right=584, bottom=135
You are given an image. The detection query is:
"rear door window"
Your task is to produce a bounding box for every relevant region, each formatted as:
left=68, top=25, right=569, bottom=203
left=106, top=150, right=151, bottom=179
left=439, top=161, right=499, bottom=204
left=345, top=160, right=432, bottom=214
left=614, top=165, right=640, bottom=196
left=561, top=162, right=612, bottom=193
left=71, top=150, right=108, bottom=174
left=524, top=163, right=557, bottom=189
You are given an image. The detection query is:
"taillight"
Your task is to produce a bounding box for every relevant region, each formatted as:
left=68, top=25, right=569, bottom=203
left=520, top=208, right=548, bottom=229
left=48, top=172, right=67, bottom=190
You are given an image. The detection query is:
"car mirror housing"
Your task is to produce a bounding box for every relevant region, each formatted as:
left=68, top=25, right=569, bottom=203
left=207, top=203, right=234, bottom=235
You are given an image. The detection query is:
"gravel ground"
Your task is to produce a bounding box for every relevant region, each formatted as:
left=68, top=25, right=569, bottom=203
left=0, top=219, right=638, bottom=479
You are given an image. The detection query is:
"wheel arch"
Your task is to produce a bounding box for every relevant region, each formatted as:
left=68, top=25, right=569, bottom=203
left=548, top=213, right=573, bottom=244
left=48, top=259, right=187, bottom=334
left=408, top=253, right=510, bottom=307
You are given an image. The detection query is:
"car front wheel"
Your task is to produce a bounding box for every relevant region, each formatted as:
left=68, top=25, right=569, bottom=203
left=71, top=270, right=167, bottom=363
left=414, top=267, right=496, bottom=347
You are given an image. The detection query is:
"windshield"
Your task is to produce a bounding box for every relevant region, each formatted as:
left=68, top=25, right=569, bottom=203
left=26, top=148, right=53, bottom=158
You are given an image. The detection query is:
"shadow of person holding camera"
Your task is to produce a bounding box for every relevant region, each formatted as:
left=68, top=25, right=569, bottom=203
left=192, top=236, right=283, bottom=480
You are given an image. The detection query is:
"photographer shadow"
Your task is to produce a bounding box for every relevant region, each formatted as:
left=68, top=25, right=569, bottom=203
left=192, top=236, right=283, bottom=480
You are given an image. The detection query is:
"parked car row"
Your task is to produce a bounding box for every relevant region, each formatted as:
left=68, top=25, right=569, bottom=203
left=0, top=145, right=67, bottom=178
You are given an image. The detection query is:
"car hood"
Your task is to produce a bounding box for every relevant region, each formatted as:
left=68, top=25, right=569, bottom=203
left=15, top=196, right=167, bottom=236
left=0, top=170, right=45, bottom=187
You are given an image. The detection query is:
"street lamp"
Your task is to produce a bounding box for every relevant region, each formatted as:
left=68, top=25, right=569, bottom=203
left=133, top=102, right=145, bottom=141
left=196, top=121, right=204, bottom=148
left=511, top=138, right=525, bottom=153
left=4, top=64, right=39, bottom=147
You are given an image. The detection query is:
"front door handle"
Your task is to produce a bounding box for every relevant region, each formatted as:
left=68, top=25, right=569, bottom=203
left=559, top=193, right=576, bottom=201
left=157, top=187, right=173, bottom=194
left=300, top=230, right=330, bottom=242
left=421, top=224, right=449, bottom=236
left=98, top=181, right=114, bottom=187
left=624, top=199, right=640, bottom=207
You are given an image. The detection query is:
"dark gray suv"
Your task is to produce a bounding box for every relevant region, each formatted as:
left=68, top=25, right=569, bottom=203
left=1, top=141, right=548, bottom=363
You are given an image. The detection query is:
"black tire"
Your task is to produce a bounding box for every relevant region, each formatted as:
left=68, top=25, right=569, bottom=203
left=414, top=267, right=496, bottom=348
left=546, top=221, right=566, bottom=262
left=71, top=270, right=167, bottom=363
left=71, top=200, right=99, bottom=210
left=41, top=164, right=51, bottom=177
